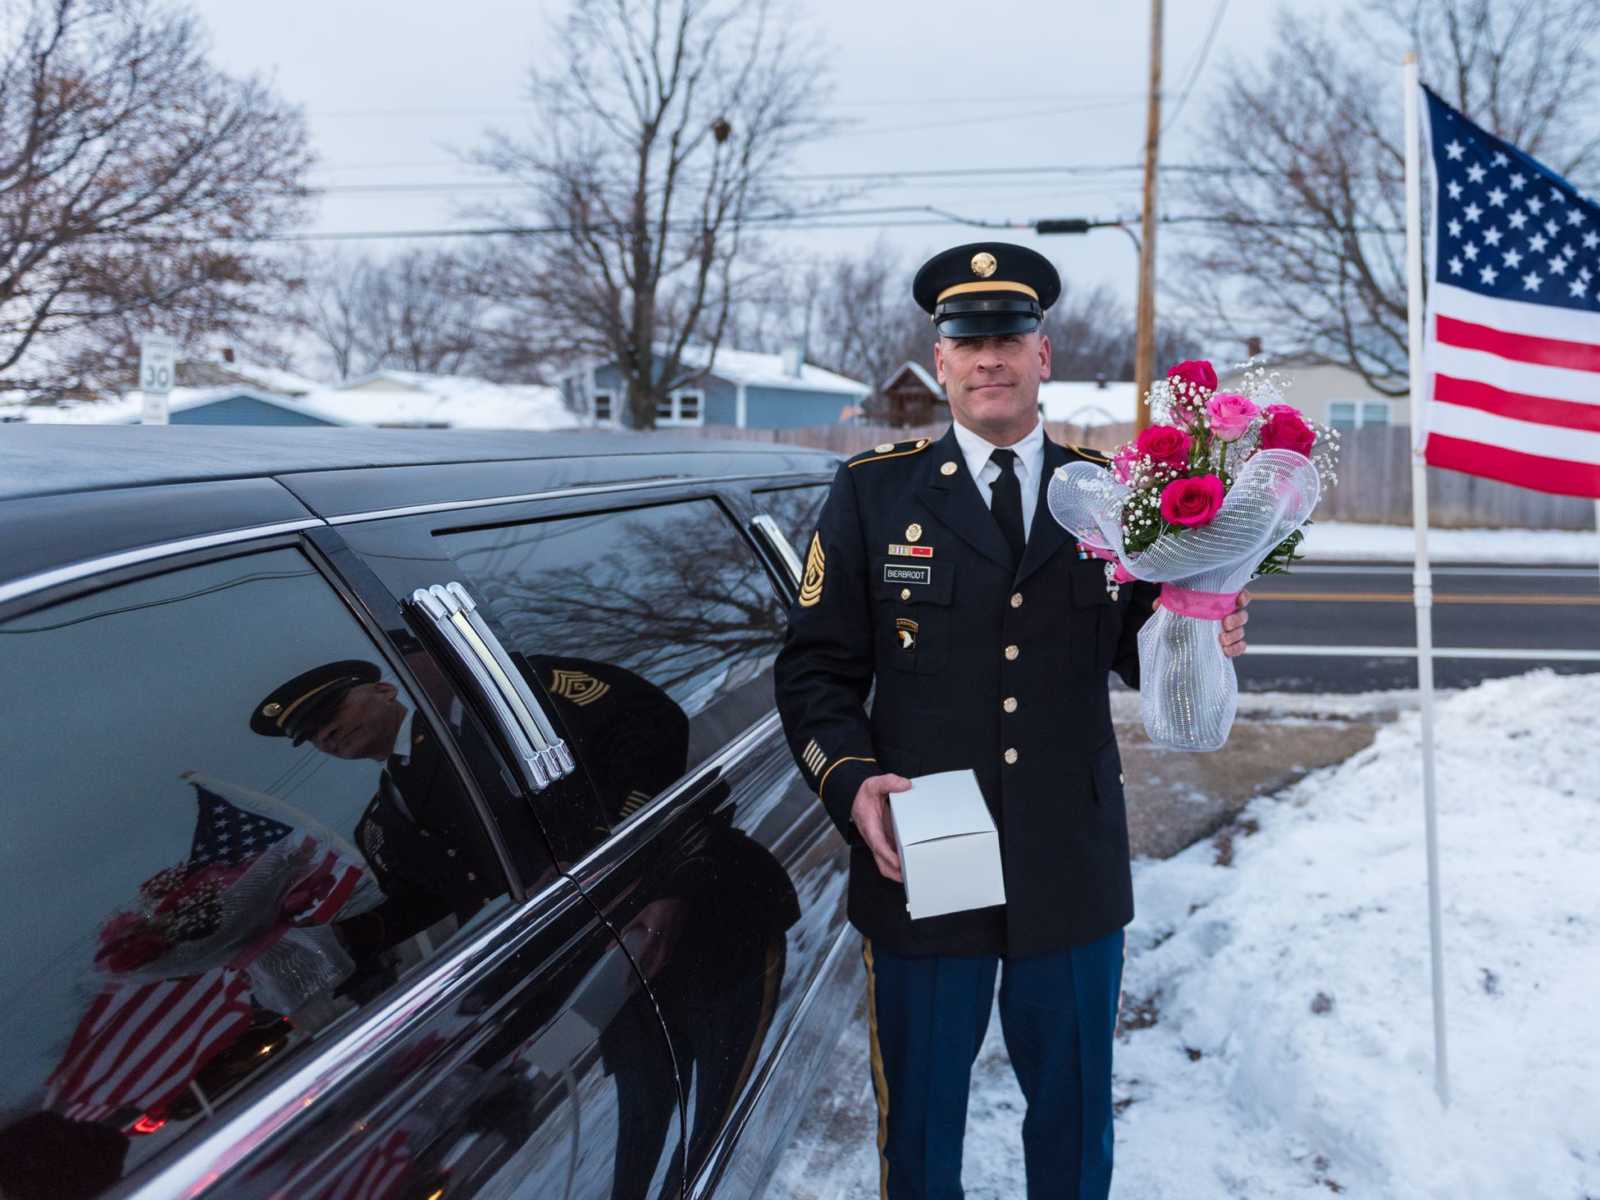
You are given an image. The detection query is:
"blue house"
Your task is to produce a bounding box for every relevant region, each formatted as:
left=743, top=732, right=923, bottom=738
left=560, top=345, right=869, bottom=430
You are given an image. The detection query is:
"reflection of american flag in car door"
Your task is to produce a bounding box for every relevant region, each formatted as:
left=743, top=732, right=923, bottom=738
left=46, top=777, right=378, bottom=1122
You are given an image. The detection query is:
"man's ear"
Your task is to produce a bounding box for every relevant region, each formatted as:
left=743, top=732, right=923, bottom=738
left=374, top=681, right=398, bottom=700
left=932, top=339, right=947, bottom=386
left=1037, top=332, right=1052, bottom=380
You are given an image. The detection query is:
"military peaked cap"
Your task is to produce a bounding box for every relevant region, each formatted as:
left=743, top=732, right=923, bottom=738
left=251, top=659, right=380, bottom=745
left=912, top=242, right=1062, bottom=338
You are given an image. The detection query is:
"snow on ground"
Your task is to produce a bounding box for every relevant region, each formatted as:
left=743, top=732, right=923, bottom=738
left=1303, top=520, right=1599, bottom=564
left=774, top=671, right=1600, bottom=1198
left=1113, top=668, right=1599, bottom=1198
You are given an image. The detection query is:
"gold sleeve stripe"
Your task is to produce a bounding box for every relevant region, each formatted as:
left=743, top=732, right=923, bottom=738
left=799, top=532, right=825, bottom=607
left=816, top=755, right=876, bottom=798
left=1070, top=443, right=1111, bottom=464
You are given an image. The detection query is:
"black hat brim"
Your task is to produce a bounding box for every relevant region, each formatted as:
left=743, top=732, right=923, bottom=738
left=934, top=311, right=1043, bottom=338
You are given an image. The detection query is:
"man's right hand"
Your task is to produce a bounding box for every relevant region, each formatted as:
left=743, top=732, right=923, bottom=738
left=851, top=773, right=912, bottom=883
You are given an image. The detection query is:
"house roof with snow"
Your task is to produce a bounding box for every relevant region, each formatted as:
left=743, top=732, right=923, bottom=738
left=5, top=386, right=351, bottom=425
left=881, top=361, right=943, bottom=398
left=310, top=377, right=578, bottom=430
left=1038, top=380, right=1138, bottom=426
left=567, top=346, right=869, bottom=397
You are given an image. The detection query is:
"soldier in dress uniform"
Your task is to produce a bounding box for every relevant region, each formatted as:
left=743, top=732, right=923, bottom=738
left=251, top=661, right=498, bottom=947
left=773, top=242, right=1249, bottom=1200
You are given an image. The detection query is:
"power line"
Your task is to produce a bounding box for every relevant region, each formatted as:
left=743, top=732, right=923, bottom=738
left=1161, top=0, right=1231, bottom=136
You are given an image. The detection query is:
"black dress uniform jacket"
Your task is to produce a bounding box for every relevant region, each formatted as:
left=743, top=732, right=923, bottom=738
left=773, top=425, right=1159, bottom=958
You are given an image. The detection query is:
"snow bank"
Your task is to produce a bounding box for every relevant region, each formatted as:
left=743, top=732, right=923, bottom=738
left=1304, top=520, right=1599, bottom=564
left=1116, top=669, right=1600, bottom=1198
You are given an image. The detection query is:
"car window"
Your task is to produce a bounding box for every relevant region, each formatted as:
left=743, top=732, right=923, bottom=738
left=754, top=484, right=829, bottom=563
left=440, top=499, right=786, bottom=830
left=0, top=548, right=509, bottom=1195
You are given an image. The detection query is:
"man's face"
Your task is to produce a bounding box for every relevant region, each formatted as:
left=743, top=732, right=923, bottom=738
left=309, top=681, right=405, bottom=761
left=933, top=331, right=1051, bottom=436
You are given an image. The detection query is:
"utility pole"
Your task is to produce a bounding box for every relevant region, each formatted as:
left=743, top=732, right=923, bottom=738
left=1134, top=0, right=1163, bottom=431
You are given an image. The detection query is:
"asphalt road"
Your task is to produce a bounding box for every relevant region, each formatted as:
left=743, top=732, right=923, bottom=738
left=1232, top=560, right=1600, bottom=691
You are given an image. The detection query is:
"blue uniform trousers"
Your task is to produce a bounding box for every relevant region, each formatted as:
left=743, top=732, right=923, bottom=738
left=862, top=930, right=1125, bottom=1200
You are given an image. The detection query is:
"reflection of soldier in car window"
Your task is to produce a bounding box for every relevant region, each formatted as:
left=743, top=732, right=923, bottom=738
left=250, top=659, right=497, bottom=955
left=531, top=652, right=800, bottom=1190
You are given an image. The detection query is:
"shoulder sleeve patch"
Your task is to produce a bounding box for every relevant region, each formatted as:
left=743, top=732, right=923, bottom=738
left=799, top=531, right=825, bottom=606
left=847, top=437, right=932, bottom=468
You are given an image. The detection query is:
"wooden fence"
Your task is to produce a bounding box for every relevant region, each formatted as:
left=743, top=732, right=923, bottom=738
left=676, top=421, right=1596, bottom=530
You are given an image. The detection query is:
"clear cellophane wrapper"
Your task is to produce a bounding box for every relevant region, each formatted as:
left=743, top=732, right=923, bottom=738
left=1047, top=449, right=1321, bottom=751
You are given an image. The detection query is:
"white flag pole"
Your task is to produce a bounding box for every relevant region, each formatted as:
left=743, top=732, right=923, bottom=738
left=1403, top=52, right=1451, bottom=1107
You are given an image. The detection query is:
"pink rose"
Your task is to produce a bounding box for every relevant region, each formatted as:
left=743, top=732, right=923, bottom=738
left=1160, top=474, right=1225, bottom=527
left=1205, top=392, right=1259, bottom=441
left=1135, top=424, right=1192, bottom=470
left=1111, top=444, right=1139, bottom=484
left=1167, top=359, right=1219, bottom=393
left=1258, top=408, right=1316, bottom=457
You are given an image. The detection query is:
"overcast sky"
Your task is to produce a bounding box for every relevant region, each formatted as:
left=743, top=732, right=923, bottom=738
left=204, top=1, right=1309, bottom=319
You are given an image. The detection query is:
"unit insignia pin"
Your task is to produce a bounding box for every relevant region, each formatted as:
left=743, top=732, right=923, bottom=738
left=905, top=523, right=922, bottom=542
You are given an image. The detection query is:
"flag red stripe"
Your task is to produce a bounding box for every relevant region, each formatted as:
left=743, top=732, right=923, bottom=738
left=1436, top=314, right=1600, bottom=373
left=1433, top=374, right=1600, bottom=432
left=304, top=850, right=363, bottom=924
left=1423, top=433, right=1600, bottom=498
left=56, top=979, right=190, bottom=1105
left=111, top=977, right=249, bottom=1112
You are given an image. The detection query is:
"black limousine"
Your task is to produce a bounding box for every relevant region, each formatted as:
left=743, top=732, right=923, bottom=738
left=0, top=426, right=854, bottom=1200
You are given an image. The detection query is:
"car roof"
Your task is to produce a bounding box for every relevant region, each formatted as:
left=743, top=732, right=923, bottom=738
left=0, top=425, right=839, bottom=502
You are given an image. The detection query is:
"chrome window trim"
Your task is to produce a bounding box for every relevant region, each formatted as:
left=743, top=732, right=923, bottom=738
left=325, top=471, right=807, bottom=526
left=124, top=876, right=578, bottom=1200
left=750, top=512, right=804, bottom=586
left=0, top=519, right=324, bottom=607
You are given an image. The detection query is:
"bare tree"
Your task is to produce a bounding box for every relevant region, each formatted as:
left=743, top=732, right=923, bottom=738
left=0, top=0, right=311, bottom=385
left=461, top=0, right=832, bottom=427
left=300, top=249, right=485, bottom=380
left=1175, top=0, right=1600, bottom=395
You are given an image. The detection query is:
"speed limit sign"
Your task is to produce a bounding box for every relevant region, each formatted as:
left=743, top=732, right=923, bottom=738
left=139, top=335, right=177, bottom=424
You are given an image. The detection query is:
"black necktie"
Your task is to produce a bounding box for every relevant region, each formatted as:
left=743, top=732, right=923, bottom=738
left=988, top=448, right=1026, bottom=568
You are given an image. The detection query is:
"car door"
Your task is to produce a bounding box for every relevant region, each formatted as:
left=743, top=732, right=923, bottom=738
left=0, top=514, right=680, bottom=1200
left=411, top=482, right=855, bottom=1197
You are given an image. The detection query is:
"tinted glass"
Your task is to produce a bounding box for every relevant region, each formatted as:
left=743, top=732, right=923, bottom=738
left=755, top=484, right=829, bottom=561
left=442, top=500, right=786, bottom=826
left=0, top=549, right=508, bottom=1197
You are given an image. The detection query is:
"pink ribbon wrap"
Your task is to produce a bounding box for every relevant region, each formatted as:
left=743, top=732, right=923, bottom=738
left=1159, top=583, right=1241, bottom=620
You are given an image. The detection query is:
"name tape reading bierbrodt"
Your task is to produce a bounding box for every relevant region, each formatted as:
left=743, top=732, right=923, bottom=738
left=883, top=564, right=932, bottom=586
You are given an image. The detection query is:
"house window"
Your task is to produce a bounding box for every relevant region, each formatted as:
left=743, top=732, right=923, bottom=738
left=1330, top=400, right=1390, bottom=429
left=593, top=391, right=612, bottom=423
left=656, top=390, right=704, bottom=427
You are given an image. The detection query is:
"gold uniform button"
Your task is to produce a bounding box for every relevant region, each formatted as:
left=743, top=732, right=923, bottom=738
left=1003, top=697, right=1018, bottom=713
left=1010, top=592, right=1023, bottom=608
left=1004, top=748, right=1019, bottom=765
left=1004, top=644, right=1019, bottom=661
left=900, top=588, right=912, bottom=600
left=940, top=461, right=959, bottom=476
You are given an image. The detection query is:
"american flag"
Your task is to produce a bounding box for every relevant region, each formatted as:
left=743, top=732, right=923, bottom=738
left=45, top=780, right=376, bottom=1123
left=1421, top=86, right=1600, bottom=499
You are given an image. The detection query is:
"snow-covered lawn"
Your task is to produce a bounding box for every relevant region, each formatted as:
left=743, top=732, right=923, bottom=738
left=1303, top=520, right=1598, bottom=564
left=1119, top=669, right=1598, bottom=1198
left=772, top=670, right=1600, bottom=1198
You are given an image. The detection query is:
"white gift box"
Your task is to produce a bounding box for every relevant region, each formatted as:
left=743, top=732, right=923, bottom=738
left=889, top=769, right=1007, bottom=920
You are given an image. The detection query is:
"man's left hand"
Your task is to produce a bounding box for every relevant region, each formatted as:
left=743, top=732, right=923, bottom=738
left=1219, top=589, right=1250, bottom=658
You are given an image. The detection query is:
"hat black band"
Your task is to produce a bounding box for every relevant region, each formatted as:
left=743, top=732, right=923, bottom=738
left=934, top=311, right=1043, bottom=338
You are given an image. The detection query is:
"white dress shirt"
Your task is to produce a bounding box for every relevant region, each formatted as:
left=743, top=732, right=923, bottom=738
left=951, top=419, right=1046, bottom=540
left=391, top=706, right=416, bottom=765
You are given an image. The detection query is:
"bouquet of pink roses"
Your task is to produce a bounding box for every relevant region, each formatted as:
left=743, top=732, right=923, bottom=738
left=1048, top=359, right=1339, bottom=751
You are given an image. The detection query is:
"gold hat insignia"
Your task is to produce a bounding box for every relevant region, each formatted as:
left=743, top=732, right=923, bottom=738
left=261, top=702, right=283, bottom=718
left=970, top=251, right=997, bottom=278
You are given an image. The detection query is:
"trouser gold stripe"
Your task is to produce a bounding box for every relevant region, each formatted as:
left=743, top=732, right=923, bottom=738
left=863, top=938, right=891, bottom=1200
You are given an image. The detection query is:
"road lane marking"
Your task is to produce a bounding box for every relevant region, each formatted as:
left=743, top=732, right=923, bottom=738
left=1247, top=644, right=1600, bottom=661
left=1248, top=590, right=1600, bottom=606
left=1297, top=564, right=1598, bottom=578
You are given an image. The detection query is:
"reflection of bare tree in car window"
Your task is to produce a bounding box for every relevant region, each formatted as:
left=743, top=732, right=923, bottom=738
left=445, top=500, right=788, bottom=771
left=757, top=485, right=828, bottom=563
